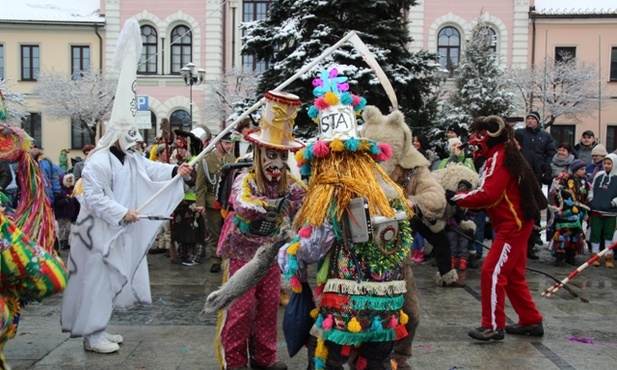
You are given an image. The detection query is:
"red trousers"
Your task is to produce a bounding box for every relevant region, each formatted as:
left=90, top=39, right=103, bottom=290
left=480, top=221, right=543, bottom=330
left=217, top=259, right=280, bottom=369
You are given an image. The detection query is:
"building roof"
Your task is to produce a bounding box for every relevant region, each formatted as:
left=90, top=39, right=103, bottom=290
left=0, top=0, right=103, bottom=24
left=534, top=0, right=617, bottom=14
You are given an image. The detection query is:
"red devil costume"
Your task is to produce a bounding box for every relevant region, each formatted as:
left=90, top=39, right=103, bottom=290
left=447, top=116, right=547, bottom=341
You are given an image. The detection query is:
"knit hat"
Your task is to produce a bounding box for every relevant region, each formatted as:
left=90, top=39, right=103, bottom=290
left=447, top=137, right=462, bottom=150
left=446, top=123, right=462, bottom=137
left=591, top=144, right=608, bottom=156
left=526, top=112, right=541, bottom=123
left=569, top=159, right=586, bottom=173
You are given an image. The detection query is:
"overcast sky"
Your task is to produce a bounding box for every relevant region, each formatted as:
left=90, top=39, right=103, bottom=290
left=535, top=0, right=617, bottom=11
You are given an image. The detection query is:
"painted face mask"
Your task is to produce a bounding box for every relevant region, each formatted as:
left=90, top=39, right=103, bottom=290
left=260, top=147, right=288, bottom=182
left=468, top=129, right=489, bottom=161
left=118, top=129, right=143, bottom=155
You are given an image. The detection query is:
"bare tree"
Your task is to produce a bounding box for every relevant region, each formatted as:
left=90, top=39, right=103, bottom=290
left=510, top=56, right=601, bottom=127
left=33, top=70, right=117, bottom=133
left=0, top=79, right=29, bottom=124
left=202, top=67, right=260, bottom=124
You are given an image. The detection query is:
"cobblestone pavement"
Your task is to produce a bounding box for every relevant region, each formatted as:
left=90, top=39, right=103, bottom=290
left=4, top=244, right=617, bottom=370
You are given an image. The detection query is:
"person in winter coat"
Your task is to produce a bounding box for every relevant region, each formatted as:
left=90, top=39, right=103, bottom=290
left=573, top=130, right=597, bottom=166
left=53, top=173, right=79, bottom=250
left=550, top=142, right=575, bottom=178
left=587, top=153, right=617, bottom=268
left=30, top=142, right=62, bottom=203
left=515, top=112, right=556, bottom=182
left=586, top=144, right=608, bottom=183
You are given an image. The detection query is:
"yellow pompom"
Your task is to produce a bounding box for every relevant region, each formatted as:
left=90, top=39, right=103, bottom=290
left=315, top=337, right=329, bottom=358
left=399, top=310, right=409, bottom=325
left=347, top=317, right=362, bottom=333
left=358, top=140, right=371, bottom=151
left=572, top=206, right=579, bottom=214
left=324, top=91, right=340, bottom=106
left=295, top=149, right=305, bottom=162
left=310, top=308, right=320, bottom=319
left=330, top=138, right=345, bottom=152
left=287, top=241, right=300, bottom=255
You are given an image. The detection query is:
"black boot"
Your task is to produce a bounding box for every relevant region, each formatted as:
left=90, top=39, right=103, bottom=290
left=565, top=249, right=576, bottom=266
left=555, top=252, right=565, bottom=267
left=468, top=254, right=479, bottom=269
left=527, top=247, right=539, bottom=260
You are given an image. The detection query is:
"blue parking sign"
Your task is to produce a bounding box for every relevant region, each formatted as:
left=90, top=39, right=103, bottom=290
left=137, top=95, right=149, bottom=111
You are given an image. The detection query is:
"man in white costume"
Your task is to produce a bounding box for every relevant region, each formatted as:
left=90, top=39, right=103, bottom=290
left=61, top=18, right=191, bottom=354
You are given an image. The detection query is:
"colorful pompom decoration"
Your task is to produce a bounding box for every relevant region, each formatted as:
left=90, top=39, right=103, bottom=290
left=290, top=275, right=302, bottom=293
left=371, top=316, right=382, bottom=331
left=399, top=310, right=409, bottom=325
left=329, top=138, right=345, bottom=152
left=388, top=315, right=398, bottom=329
left=347, top=317, right=362, bottom=333
left=310, top=308, right=320, bottom=319
left=298, top=225, right=312, bottom=238
left=322, top=314, right=334, bottom=331
left=312, top=141, right=330, bottom=158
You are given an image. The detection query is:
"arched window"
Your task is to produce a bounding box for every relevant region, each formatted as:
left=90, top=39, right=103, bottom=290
left=170, top=25, right=192, bottom=74
left=169, top=109, right=191, bottom=136
left=438, top=26, right=460, bottom=74
left=485, top=27, right=497, bottom=54
left=139, top=25, right=158, bottom=74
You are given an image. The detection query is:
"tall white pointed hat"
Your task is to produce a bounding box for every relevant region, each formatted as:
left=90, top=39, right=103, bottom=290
left=88, top=17, right=143, bottom=159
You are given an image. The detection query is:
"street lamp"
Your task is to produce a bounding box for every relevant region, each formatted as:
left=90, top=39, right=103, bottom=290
left=179, top=62, right=206, bottom=128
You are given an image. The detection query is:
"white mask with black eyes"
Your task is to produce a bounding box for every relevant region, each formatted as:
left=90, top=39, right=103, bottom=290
left=260, top=147, right=288, bottom=182
left=118, top=129, right=143, bottom=155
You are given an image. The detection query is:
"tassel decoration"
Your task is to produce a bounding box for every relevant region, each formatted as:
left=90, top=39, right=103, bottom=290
left=315, top=337, right=329, bottom=358
left=388, top=315, right=398, bottom=329
left=347, top=317, right=362, bottom=333
left=371, top=316, right=382, bottom=331
left=315, top=313, right=324, bottom=329
left=322, top=314, right=334, bottom=331
left=290, top=275, right=302, bottom=293
left=399, top=310, right=409, bottom=325
left=313, top=141, right=330, bottom=158
left=287, top=241, right=300, bottom=255
left=298, top=226, right=312, bottom=238
left=310, top=308, right=320, bottom=319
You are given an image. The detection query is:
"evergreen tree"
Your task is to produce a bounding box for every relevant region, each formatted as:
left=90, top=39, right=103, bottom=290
left=439, top=20, right=514, bottom=134
left=241, top=0, right=441, bottom=138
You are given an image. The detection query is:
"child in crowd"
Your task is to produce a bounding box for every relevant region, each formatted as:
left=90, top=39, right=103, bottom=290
left=549, top=159, right=590, bottom=267
left=588, top=153, right=617, bottom=268
left=53, top=173, right=79, bottom=250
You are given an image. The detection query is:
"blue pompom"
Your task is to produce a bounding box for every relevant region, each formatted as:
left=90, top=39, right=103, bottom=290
left=344, top=137, right=360, bottom=151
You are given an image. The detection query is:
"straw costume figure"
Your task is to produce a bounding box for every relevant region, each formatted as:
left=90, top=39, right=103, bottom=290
left=280, top=69, right=413, bottom=370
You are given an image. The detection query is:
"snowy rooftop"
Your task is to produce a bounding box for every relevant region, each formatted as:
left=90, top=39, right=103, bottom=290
left=534, top=0, right=617, bottom=14
left=0, top=0, right=103, bottom=23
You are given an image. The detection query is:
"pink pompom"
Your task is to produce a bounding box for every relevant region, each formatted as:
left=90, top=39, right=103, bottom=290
left=351, top=94, right=361, bottom=106
left=356, top=356, right=367, bottom=370
left=290, top=276, right=302, bottom=293
left=375, top=143, right=393, bottom=162
left=388, top=315, right=398, bottom=329
left=312, top=141, right=330, bottom=158
left=315, top=97, right=329, bottom=110
left=322, top=314, right=334, bottom=331
left=298, top=225, right=312, bottom=238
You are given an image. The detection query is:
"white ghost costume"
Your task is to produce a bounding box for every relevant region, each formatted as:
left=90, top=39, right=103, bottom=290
left=60, top=17, right=185, bottom=339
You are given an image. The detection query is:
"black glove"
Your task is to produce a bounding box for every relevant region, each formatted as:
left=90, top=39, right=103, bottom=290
left=445, top=190, right=457, bottom=205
